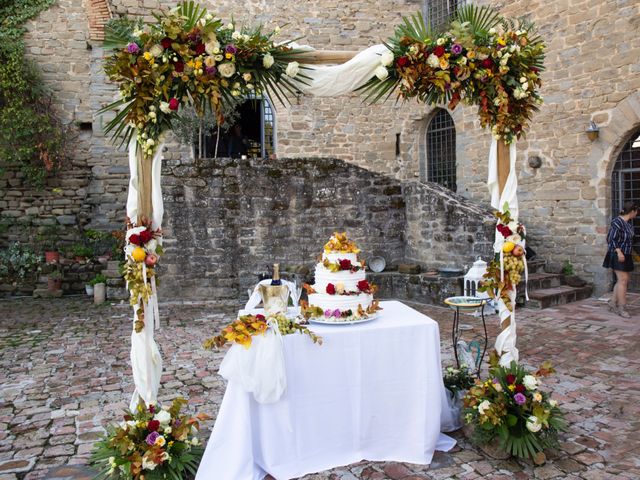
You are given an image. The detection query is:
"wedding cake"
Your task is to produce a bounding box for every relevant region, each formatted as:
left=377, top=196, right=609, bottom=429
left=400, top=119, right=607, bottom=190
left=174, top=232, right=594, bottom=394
left=303, top=232, right=380, bottom=322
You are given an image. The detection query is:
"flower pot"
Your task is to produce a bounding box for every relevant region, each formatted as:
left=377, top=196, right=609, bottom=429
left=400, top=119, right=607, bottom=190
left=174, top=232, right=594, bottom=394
left=93, top=283, right=106, bottom=304
left=85, top=284, right=94, bottom=296
left=47, top=277, right=62, bottom=292
left=44, top=251, right=60, bottom=264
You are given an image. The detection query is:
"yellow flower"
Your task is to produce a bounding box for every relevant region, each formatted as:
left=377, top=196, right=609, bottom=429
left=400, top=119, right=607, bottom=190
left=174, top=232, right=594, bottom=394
left=467, top=51, right=476, bottom=59
left=439, top=57, right=449, bottom=69
left=508, top=384, right=516, bottom=392
left=143, top=51, right=153, bottom=61
left=194, top=60, right=203, bottom=69
left=225, top=52, right=234, bottom=60
left=186, top=60, right=195, bottom=68
left=155, top=435, right=166, bottom=447
left=533, top=392, right=542, bottom=402
left=497, top=37, right=506, bottom=46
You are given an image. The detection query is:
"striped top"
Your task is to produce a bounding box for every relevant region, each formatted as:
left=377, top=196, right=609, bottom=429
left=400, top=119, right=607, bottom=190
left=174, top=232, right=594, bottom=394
left=607, top=216, right=635, bottom=255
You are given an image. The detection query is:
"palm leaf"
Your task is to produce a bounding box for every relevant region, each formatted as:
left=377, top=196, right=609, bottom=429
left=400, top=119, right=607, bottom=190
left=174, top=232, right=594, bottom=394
left=103, top=17, right=139, bottom=50
left=454, top=4, right=502, bottom=34
left=178, top=1, right=206, bottom=31
left=397, top=11, right=432, bottom=43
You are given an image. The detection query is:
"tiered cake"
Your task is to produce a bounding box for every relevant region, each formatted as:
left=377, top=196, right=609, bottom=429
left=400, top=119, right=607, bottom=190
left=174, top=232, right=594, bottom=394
left=303, top=233, right=380, bottom=322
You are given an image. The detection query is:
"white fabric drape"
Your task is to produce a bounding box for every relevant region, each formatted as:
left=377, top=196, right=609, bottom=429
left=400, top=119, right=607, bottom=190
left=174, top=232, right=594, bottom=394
left=487, top=139, right=519, bottom=366
left=126, top=138, right=165, bottom=410
left=297, top=44, right=389, bottom=97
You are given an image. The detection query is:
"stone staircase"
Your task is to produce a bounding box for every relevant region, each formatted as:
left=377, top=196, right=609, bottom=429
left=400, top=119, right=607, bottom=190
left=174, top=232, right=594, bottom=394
left=519, top=258, right=593, bottom=309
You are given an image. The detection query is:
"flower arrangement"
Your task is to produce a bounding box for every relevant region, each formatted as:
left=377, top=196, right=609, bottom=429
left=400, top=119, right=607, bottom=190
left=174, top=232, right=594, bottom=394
left=323, top=280, right=378, bottom=296
left=322, top=258, right=364, bottom=273
left=123, top=219, right=163, bottom=332
left=99, top=1, right=305, bottom=157
left=323, top=232, right=361, bottom=254
left=359, top=5, right=545, bottom=144
left=203, top=313, right=322, bottom=349
left=478, top=204, right=525, bottom=313
left=443, top=364, right=476, bottom=395
left=301, top=299, right=382, bottom=321
left=463, top=355, right=565, bottom=460
left=91, top=398, right=208, bottom=480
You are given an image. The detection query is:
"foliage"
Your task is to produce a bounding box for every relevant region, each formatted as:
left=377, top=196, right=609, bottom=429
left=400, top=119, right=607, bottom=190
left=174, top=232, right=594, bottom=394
left=0, top=0, right=68, bottom=187
left=99, top=1, right=307, bottom=157
left=0, top=242, right=40, bottom=283
left=463, top=356, right=565, bottom=459
left=443, top=364, right=476, bottom=395
left=89, top=273, right=107, bottom=286
left=561, top=260, right=574, bottom=276
left=36, top=224, right=62, bottom=251
left=204, top=313, right=322, bottom=349
left=358, top=5, right=546, bottom=144
left=91, top=397, right=208, bottom=480
left=71, top=244, right=94, bottom=258
left=84, top=229, right=118, bottom=257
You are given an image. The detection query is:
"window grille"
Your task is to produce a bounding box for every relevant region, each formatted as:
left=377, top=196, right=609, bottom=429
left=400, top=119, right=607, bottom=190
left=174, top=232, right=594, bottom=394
left=426, top=109, right=457, bottom=192
left=196, top=96, right=276, bottom=158
left=424, top=0, right=467, bottom=32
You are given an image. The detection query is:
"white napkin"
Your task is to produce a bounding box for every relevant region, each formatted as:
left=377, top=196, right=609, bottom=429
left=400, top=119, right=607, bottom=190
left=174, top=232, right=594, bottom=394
left=245, top=279, right=297, bottom=310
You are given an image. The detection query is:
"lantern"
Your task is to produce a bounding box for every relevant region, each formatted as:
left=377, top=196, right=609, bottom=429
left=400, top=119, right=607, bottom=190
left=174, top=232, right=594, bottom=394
left=464, top=258, right=489, bottom=298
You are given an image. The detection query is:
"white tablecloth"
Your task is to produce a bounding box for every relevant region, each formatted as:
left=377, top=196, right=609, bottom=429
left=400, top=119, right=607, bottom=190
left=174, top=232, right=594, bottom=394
left=196, top=301, right=457, bottom=480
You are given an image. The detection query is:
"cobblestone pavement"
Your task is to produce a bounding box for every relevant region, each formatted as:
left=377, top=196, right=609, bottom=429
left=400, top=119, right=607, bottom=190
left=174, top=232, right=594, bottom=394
left=1, top=294, right=639, bottom=480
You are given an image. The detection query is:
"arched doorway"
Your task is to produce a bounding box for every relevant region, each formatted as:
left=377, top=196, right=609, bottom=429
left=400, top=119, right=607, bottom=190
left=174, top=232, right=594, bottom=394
left=611, top=128, right=640, bottom=291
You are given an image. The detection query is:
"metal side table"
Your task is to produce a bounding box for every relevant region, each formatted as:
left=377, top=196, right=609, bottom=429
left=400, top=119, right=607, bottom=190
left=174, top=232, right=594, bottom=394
left=444, top=296, right=489, bottom=377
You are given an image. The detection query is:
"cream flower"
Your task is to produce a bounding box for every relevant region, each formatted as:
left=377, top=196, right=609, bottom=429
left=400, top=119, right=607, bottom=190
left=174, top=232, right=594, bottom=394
left=159, top=102, right=171, bottom=114
left=380, top=50, right=394, bottom=67
left=155, top=435, right=166, bottom=447
left=374, top=65, right=388, bottom=80
left=142, top=456, right=157, bottom=471
left=150, top=44, right=164, bottom=57
left=285, top=61, right=300, bottom=78
left=436, top=37, right=446, bottom=45
left=526, top=415, right=542, bottom=433
left=204, top=56, right=216, bottom=68
left=154, top=409, right=171, bottom=425
left=205, top=41, right=220, bottom=55
left=335, top=282, right=345, bottom=294
left=232, top=31, right=241, bottom=40
left=478, top=400, right=491, bottom=415
left=533, top=392, right=543, bottom=402
left=427, top=53, right=440, bottom=68
left=218, top=62, right=236, bottom=78
left=243, top=72, right=252, bottom=82
left=549, top=399, right=558, bottom=407
left=263, top=53, right=274, bottom=68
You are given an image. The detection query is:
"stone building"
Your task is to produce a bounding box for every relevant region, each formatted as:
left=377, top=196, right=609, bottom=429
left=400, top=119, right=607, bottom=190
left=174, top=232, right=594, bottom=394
left=2, top=0, right=639, bottom=299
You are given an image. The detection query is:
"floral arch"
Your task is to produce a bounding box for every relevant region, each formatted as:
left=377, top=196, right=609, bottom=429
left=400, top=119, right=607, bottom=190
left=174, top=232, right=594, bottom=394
left=99, top=1, right=545, bottom=411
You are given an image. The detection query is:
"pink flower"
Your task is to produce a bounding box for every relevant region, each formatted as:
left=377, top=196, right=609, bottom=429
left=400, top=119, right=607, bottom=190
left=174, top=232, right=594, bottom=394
left=332, top=309, right=341, bottom=318
left=514, top=393, right=526, bottom=405
left=324, top=309, right=332, bottom=318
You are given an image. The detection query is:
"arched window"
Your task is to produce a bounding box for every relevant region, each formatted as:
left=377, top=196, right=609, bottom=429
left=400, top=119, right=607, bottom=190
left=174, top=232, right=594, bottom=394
left=426, top=109, right=457, bottom=192
left=197, top=96, right=276, bottom=158
left=423, top=0, right=467, bottom=32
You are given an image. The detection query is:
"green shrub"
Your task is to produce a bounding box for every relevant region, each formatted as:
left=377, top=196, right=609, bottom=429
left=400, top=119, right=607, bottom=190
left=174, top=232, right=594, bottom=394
left=0, top=242, right=40, bottom=283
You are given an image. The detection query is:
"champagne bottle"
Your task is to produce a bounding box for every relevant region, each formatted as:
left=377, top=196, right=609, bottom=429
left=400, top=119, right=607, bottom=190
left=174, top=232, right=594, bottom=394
left=271, top=263, right=282, bottom=286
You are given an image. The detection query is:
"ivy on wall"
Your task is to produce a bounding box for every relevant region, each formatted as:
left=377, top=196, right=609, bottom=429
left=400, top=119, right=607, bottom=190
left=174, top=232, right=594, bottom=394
left=0, top=0, right=67, bottom=187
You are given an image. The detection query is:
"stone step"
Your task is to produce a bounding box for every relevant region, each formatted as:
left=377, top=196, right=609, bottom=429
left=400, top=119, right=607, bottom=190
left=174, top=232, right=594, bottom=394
left=526, top=258, right=546, bottom=274
left=523, top=272, right=563, bottom=291
left=524, top=284, right=593, bottom=309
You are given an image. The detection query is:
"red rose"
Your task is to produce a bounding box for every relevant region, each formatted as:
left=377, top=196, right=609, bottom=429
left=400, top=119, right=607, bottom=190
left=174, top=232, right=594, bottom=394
left=433, top=45, right=446, bottom=57
left=148, top=404, right=155, bottom=413
left=148, top=419, right=160, bottom=432
left=194, top=42, right=206, bottom=55
left=481, top=58, right=494, bottom=69
left=255, top=314, right=265, bottom=321
left=497, top=224, right=513, bottom=238
left=396, top=56, right=409, bottom=68
left=169, top=98, right=179, bottom=111
left=161, top=37, right=172, bottom=49
left=129, top=234, right=141, bottom=246
left=339, top=259, right=352, bottom=270
left=515, top=384, right=526, bottom=394
left=357, top=280, right=370, bottom=292
left=506, top=374, right=516, bottom=384
left=174, top=61, right=184, bottom=73
left=326, top=283, right=336, bottom=295
left=139, top=229, right=153, bottom=244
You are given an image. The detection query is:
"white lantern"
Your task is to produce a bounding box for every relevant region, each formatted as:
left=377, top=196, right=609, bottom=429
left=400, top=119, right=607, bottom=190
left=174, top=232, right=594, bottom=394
left=464, top=258, right=489, bottom=298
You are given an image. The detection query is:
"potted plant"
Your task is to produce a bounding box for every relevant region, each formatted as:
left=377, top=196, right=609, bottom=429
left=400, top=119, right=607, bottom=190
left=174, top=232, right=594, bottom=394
left=561, top=260, right=586, bottom=287
left=87, top=273, right=106, bottom=296
left=47, top=269, right=63, bottom=292
left=38, top=225, right=61, bottom=264
left=71, top=244, right=93, bottom=264
left=93, top=273, right=107, bottom=304
left=443, top=364, right=476, bottom=430
left=84, top=229, right=113, bottom=264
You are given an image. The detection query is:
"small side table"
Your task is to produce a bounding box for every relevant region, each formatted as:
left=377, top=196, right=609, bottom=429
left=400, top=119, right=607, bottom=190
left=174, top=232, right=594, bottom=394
left=444, top=296, right=489, bottom=377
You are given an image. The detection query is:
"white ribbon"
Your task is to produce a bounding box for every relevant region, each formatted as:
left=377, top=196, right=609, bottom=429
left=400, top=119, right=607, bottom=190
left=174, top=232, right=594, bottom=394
left=126, top=138, right=165, bottom=228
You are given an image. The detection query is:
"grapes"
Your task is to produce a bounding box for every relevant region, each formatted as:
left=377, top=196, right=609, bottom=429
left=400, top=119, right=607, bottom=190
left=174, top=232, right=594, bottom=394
left=502, top=253, right=524, bottom=285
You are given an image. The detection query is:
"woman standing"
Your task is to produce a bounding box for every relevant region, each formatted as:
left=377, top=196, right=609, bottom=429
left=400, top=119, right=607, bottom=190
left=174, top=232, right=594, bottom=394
left=603, top=202, right=639, bottom=317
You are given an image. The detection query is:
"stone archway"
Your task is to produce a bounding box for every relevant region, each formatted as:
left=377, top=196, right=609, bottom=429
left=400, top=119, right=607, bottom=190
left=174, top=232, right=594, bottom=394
left=589, top=91, right=640, bottom=294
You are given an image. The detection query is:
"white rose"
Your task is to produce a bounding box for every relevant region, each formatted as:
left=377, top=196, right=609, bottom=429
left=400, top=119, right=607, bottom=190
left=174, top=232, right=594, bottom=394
left=164, top=426, right=172, bottom=434
left=150, top=44, right=163, bottom=57
left=263, top=53, right=274, bottom=68
left=380, top=50, right=394, bottom=67
left=526, top=416, right=542, bottom=433
left=205, top=41, right=220, bottom=55
left=243, top=72, right=252, bottom=82
left=549, top=399, right=558, bottom=407
left=478, top=400, right=491, bottom=415
left=374, top=65, right=388, bottom=80
left=154, top=409, right=172, bottom=425
left=218, top=62, right=236, bottom=78
left=232, top=31, right=241, bottom=40
left=335, top=282, right=345, bottom=294
left=159, top=102, right=171, bottom=114
left=285, top=61, right=300, bottom=78
left=142, top=456, right=157, bottom=471
left=427, top=53, right=440, bottom=68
